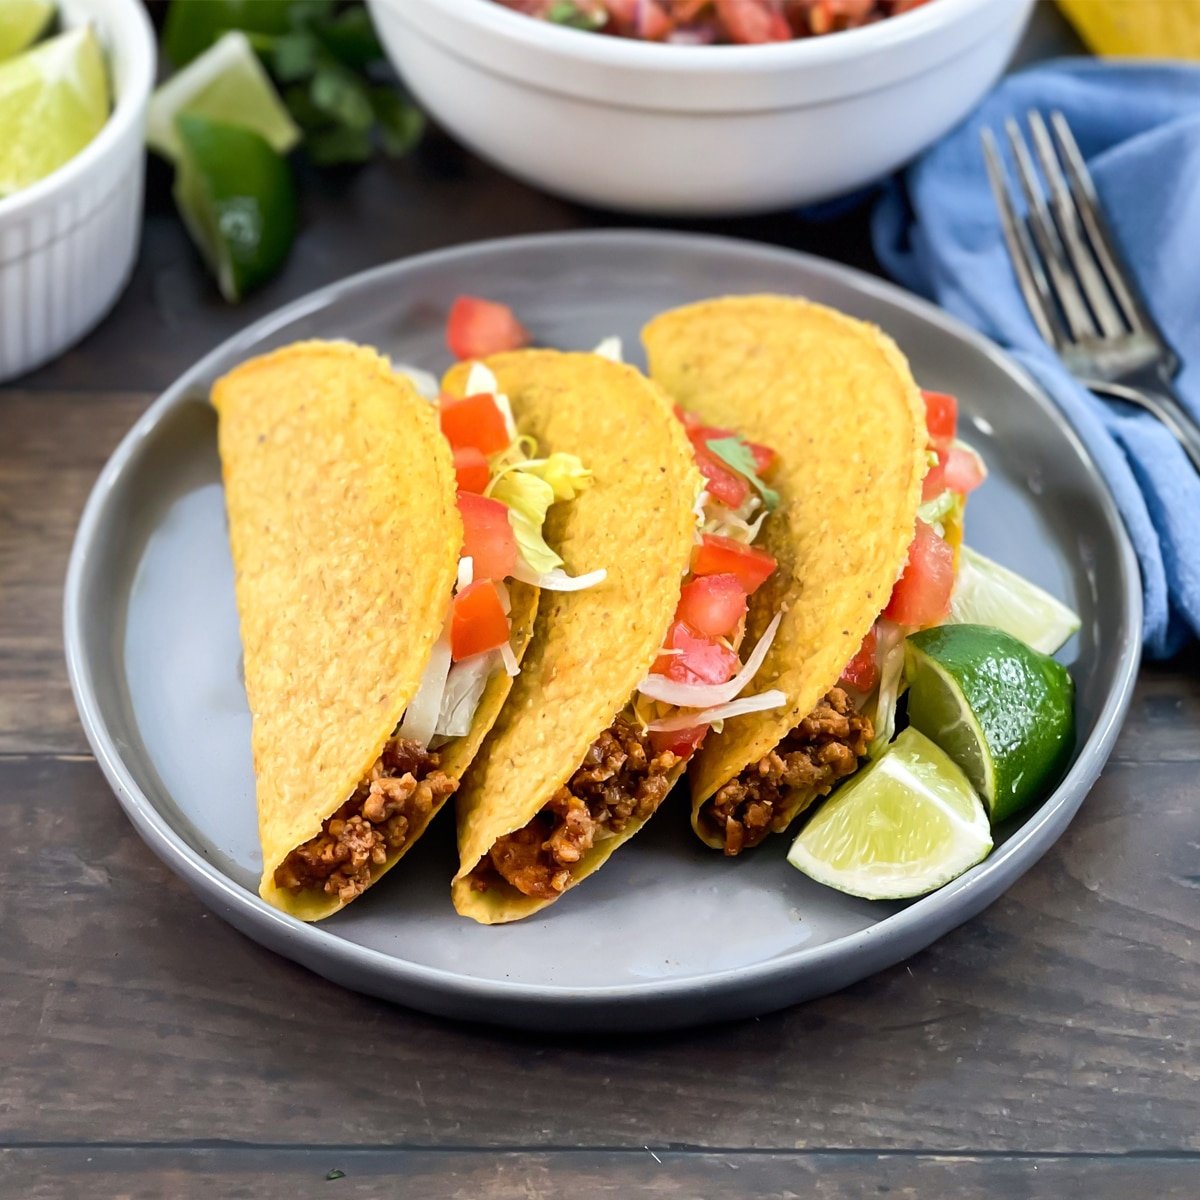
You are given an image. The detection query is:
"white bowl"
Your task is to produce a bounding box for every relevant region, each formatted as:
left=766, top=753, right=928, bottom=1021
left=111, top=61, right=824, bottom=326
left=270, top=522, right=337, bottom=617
left=368, top=0, right=1032, bottom=216
left=0, top=0, right=155, bottom=382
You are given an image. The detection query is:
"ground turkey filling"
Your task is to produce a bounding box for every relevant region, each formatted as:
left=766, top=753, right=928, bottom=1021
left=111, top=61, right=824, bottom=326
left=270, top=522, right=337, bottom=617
left=705, top=687, right=873, bottom=857
left=274, top=737, right=457, bottom=904
left=479, top=714, right=679, bottom=900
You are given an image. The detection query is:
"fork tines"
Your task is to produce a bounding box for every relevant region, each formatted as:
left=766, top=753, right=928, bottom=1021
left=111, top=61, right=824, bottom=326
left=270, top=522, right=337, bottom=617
left=981, top=110, right=1169, bottom=367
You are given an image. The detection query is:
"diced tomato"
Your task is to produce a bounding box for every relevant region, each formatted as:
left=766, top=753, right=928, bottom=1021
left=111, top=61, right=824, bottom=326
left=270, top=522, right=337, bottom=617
left=451, top=580, right=510, bottom=661
left=716, top=0, right=790, bottom=43
left=453, top=446, right=490, bottom=493
left=649, top=724, right=708, bottom=759
left=652, top=620, right=740, bottom=685
left=692, top=533, right=777, bottom=595
left=457, top=490, right=516, bottom=581
left=604, top=0, right=672, bottom=38
left=694, top=445, right=751, bottom=508
left=884, top=520, right=955, bottom=628
left=687, top=423, right=735, bottom=446
left=942, top=443, right=986, bottom=495
left=839, top=625, right=879, bottom=692
left=921, top=390, right=958, bottom=451
left=440, top=392, right=511, bottom=456
left=746, top=439, right=777, bottom=474
left=673, top=404, right=701, bottom=430
left=922, top=454, right=946, bottom=501
left=446, top=295, right=529, bottom=361
left=677, top=573, right=747, bottom=638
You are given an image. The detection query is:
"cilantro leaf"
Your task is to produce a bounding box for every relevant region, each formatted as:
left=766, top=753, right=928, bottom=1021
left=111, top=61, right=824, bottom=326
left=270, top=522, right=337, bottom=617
left=705, top=436, right=780, bottom=511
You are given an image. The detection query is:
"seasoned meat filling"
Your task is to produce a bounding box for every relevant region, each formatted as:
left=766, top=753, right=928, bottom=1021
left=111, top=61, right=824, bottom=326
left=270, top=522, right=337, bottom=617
left=274, top=737, right=457, bottom=903
left=479, top=714, right=679, bottom=899
left=705, top=687, right=872, bottom=856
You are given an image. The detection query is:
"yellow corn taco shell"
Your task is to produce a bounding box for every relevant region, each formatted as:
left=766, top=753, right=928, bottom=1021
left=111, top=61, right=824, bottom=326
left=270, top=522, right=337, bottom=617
left=215, top=340, right=538, bottom=921
left=443, top=350, right=700, bottom=924
left=643, top=296, right=928, bottom=848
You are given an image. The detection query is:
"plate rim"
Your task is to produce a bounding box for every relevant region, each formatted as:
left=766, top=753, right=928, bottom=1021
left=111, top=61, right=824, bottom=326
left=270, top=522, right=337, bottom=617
left=62, top=229, right=1142, bottom=1015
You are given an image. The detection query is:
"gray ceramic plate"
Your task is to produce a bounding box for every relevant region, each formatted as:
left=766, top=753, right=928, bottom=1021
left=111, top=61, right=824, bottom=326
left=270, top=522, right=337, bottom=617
left=64, top=231, right=1140, bottom=1032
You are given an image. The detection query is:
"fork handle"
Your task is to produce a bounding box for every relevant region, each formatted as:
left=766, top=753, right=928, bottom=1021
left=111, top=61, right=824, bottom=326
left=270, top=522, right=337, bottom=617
left=1085, top=373, right=1200, bottom=475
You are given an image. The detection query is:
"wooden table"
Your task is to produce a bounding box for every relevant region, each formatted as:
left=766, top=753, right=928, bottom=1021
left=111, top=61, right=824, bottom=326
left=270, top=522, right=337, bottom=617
left=3, top=9, right=1198, bottom=1198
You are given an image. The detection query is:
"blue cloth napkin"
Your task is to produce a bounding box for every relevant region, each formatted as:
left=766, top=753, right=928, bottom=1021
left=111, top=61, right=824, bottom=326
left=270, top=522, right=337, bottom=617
left=872, top=60, right=1200, bottom=659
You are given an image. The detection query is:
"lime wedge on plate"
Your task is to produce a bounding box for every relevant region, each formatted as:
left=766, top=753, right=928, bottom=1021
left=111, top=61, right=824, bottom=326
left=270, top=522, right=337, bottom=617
left=174, top=113, right=297, bottom=303
left=0, top=0, right=54, bottom=60
left=147, top=30, right=300, bottom=162
left=905, top=624, right=1075, bottom=825
left=950, top=546, right=1081, bottom=653
left=787, top=726, right=992, bottom=900
left=0, top=24, right=109, bottom=197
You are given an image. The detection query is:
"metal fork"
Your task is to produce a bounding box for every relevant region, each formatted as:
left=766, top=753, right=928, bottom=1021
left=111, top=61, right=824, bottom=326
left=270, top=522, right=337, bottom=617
left=982, top=110, right=1200, bottom=473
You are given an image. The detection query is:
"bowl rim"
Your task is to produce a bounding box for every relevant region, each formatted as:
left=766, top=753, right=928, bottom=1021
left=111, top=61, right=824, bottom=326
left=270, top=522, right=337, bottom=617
left=385, top=0, right=1011, bottom=71
left=0, top=0, right=156, bottom=225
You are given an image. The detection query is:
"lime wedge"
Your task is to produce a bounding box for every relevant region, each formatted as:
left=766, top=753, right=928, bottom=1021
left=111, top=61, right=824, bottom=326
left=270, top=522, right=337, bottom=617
left=905, top=624, right=1075, bottom=825
left=147, top=30, right=299, bottom=163
left=787, top=726, right=992, bottom=900
left=0, top=24, right=109, bottom=197
left=174, top=113, right=296, bottom=303
left=0, top=0, right=54, bottom=60
left=950, top=546, right=1081, bottom=654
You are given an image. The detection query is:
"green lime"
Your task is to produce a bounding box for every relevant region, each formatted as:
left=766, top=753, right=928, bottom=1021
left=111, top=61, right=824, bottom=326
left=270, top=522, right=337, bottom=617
left=0, top=24, right=108, bottom=197
left=787, top=726, right=992, bottom=900
left=147, top=30, right=300, bottom=163
left=163, top=0, right=290, bottom=68
left=950, top=546, right=1081, bottom=654
left=174, top=113, right=297, bottom=303
left=905, top=624, right=1075, bottom=825
left=0, top=0, right=54, bottom=60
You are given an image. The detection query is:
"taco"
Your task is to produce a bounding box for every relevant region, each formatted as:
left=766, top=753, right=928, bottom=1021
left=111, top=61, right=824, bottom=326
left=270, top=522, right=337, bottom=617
left=445, top=347, right=790, bottom=924
left=214, top=339, right=588, bottom=920
left=643, top=296, right=983, bottom=855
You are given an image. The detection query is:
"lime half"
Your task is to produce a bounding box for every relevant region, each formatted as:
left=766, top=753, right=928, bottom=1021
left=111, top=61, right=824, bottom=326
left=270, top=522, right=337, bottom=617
left=905, top=624, right=1075, bottom=825
left=174, top=113, right=297, bottom=302
left=147, top=30, right=299, bottom=163
left=0, top=24, right=109, bottom=197
left=0, top=0, right=54, bottom=60
left=950, top=546, right=1081, bottom=654
left=787, top=726, right=991, bottom=900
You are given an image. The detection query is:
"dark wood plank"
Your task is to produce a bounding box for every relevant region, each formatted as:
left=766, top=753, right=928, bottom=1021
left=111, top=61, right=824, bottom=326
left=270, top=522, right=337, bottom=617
left=1, top=753, right=1196, bottom=1153
left=0, top=392, right=152, bottom=755
left=3, top=1148, right=1197, bottom=1200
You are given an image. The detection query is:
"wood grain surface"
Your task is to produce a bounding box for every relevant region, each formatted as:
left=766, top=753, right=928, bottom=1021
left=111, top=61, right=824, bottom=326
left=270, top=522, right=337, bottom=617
left=1, top=6, right=1197, bottom=1197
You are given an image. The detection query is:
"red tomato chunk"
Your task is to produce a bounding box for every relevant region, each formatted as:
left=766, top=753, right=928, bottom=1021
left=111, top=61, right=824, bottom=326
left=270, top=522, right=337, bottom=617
left=457, top=490, right=516, bottom=581
left=692, top=533, right=776, bottom=595
left=652, top=620, right=740, bottom=686
left=884, top=520, right=955, bottom=628
left=677, top=573, right=747, bottom=638
left=446, top=295, right=529, bottom=361
left=440, top=392, right=511, bottom=457
left=453, top=446, right=490, bottom=494
left=839, top=624, right=879, bottom=692
left=921, top=390, right=958, bottom=451
left=649, top=724, right=708, bottom=759
left=451, top=580, right=510, bottom=661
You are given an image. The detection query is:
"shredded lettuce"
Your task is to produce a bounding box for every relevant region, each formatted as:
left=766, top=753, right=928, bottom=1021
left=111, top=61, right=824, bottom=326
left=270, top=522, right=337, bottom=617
left=867, top=619, right=908, bottom=758
left=491, top=470, right=561, bottom=574
left=917, top=490, right=956, bottom=528
left=398, top=630, right=453, bottom=748
left=704, top=436, right=780, bottom=511
left=516, top=452, right=593, bottom=501
left=435, top=650, right=499, bottom=740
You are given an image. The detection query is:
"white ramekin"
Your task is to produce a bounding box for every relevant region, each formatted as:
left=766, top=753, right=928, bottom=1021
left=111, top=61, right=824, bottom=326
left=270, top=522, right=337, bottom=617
left=0, top=0, right=155, bottom=383
left=368, top=0, right=1032, bottom=215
